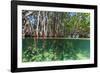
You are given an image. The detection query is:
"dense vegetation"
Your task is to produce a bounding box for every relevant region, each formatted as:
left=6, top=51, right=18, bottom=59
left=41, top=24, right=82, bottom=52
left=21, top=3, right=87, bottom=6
left=22, top=10, right=90, bottom=62
left=22, top=39, right=90, bottom=62
left=22, top=10, right=90, bottom=38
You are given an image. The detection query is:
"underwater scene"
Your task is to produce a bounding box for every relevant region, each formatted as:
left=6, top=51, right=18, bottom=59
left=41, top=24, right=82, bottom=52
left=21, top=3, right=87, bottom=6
left=22, top=10, right=90, bottom=62
left=22, top=38, right=90, bottom=62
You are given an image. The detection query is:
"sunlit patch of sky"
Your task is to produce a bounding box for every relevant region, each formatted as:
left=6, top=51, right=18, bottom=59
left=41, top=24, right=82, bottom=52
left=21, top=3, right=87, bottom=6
left=27, top=15, right=37, bottom=26
left=68, top=12, right=77, bottom=16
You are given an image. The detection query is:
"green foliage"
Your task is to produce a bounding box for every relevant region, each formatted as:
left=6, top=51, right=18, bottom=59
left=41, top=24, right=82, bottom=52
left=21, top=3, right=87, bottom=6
left=22, top=39, right=90, bottom=62
left=22, top=11, right=90, bottom=38
left=22, top=11, right=90, bottom=62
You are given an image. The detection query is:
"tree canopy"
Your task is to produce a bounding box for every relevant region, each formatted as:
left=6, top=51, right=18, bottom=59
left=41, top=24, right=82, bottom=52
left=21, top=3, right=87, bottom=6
left=22, top=10, right=90, bottom=38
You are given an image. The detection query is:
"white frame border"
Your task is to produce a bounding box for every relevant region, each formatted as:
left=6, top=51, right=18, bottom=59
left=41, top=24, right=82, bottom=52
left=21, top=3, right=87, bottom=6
left=17, top=5, right=94, bottom=68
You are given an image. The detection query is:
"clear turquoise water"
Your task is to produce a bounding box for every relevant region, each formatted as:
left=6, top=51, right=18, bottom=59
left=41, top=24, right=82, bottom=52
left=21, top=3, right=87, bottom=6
left=22, top=38, right=90, bottom=62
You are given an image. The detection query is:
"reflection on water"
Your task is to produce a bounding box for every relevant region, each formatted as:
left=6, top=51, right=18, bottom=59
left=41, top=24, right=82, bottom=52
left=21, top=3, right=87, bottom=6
left=22, top=38, right=90, bottom=62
